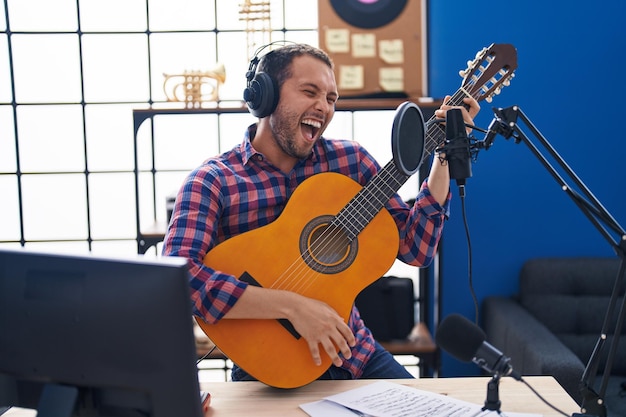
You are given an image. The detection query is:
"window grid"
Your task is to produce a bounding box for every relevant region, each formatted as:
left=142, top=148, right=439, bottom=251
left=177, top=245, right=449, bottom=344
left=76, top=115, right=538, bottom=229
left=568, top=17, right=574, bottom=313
left=0, top=0, right=319, bottom=254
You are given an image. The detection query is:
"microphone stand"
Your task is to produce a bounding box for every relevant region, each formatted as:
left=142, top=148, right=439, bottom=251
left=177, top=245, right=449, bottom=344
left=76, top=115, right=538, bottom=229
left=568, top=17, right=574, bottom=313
left=480, top=105, right=626, bottom=417
left=482, top=374, right=503, bottom=414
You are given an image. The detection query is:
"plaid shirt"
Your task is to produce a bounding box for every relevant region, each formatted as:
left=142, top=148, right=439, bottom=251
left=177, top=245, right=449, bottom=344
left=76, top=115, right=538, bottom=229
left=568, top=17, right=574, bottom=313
left=163, top=124, right=450, bottom=378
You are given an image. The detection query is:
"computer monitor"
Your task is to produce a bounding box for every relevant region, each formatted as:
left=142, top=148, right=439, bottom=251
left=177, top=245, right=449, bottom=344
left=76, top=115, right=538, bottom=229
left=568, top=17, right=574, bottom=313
left=0, top=247, right=204, bottom=417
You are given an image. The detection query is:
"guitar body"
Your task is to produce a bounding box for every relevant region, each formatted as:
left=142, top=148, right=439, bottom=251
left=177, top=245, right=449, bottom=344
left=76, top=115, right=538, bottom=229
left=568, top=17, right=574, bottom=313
left=196, top=172, right=399, bottom=388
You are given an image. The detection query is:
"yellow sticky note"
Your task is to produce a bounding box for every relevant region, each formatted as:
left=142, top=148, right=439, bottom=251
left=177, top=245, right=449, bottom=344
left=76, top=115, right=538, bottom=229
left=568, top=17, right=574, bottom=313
left=379, top=67, right=404, bottom=92
left=339, top=65, right=364, bottom=90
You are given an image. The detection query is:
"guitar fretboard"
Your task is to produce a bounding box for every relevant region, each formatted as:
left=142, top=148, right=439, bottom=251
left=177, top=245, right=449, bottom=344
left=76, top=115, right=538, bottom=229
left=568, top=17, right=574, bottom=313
left=331, top=89, right=476, bottom=241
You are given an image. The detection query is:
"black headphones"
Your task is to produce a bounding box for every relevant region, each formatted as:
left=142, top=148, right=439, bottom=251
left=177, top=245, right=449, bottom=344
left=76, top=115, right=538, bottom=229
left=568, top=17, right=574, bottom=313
left=243, top=41, right=295, bottom=118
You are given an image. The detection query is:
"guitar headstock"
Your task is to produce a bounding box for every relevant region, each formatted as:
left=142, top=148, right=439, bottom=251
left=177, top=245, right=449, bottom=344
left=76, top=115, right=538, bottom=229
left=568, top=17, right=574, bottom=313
left=459, top=43, right=517, bottom=103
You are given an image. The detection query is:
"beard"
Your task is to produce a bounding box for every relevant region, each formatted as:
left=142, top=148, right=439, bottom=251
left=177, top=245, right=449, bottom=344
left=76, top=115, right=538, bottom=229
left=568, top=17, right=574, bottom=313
left=268, top=105, right=315, bottom=160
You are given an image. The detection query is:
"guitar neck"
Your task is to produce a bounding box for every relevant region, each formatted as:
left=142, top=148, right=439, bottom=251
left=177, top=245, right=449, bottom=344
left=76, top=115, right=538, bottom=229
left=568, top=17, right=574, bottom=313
left=334, top=88, right=473, bottom=240
left=334, top=160, right=409, bottom=241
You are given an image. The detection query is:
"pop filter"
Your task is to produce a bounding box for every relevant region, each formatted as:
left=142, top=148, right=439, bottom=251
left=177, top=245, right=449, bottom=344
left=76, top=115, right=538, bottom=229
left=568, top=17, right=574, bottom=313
left=391, top=101, right=425, bottom=176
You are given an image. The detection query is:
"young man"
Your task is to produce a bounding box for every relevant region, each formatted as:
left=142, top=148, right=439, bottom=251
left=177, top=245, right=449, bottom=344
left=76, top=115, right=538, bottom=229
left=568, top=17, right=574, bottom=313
left=162, top=43, right=480, bottom=382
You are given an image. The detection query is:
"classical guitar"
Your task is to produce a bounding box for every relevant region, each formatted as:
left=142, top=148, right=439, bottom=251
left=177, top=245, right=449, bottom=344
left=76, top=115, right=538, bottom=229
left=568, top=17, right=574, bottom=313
left=196, top=43, right=518, bottom=388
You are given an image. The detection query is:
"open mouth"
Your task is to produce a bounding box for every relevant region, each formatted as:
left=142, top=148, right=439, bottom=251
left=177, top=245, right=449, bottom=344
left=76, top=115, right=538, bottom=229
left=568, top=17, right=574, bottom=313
left=301, top=118, right=321, bottom=141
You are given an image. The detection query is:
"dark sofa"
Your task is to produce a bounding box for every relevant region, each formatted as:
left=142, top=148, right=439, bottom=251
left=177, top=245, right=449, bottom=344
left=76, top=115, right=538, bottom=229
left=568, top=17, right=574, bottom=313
left=482, top=257, right=626, bottom=416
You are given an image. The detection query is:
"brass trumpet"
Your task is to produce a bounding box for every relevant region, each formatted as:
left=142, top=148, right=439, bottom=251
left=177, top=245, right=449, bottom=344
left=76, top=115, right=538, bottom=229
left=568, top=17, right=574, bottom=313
left=163, top=63, right=226, bottom=108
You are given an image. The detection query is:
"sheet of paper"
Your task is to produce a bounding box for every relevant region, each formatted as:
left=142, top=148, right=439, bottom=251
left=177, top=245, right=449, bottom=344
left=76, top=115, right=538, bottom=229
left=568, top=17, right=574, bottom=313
left=299, top=381, right=542, bottom=417
left=300, top=399, right=373, bottom=417
left=326, top=381, right=478, bottom=417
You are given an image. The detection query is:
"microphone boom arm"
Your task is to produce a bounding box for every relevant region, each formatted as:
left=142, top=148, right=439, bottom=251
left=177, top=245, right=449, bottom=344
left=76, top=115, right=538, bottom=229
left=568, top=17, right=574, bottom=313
left=485, top=105, right=626, bottom=417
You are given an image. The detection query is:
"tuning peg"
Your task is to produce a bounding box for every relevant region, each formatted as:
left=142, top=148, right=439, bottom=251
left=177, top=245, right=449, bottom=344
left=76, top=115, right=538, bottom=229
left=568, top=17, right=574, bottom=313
left=503, top=73, right=515, bottom=86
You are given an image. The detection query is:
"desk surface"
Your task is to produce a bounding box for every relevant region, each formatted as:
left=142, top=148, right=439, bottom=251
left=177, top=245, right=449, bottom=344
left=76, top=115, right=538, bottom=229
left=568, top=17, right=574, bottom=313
left=3, top=376, right=579, bottom=417
left=201, top=376, right=579, bottom=416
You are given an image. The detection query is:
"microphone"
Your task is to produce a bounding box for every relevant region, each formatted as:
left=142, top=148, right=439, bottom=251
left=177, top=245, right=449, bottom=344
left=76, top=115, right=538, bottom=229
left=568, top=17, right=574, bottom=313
left=482, top=117, right=500, bottom=150
left=435, top=313, right=521, bottom=380
left=443, top=108, right=472, bottom=185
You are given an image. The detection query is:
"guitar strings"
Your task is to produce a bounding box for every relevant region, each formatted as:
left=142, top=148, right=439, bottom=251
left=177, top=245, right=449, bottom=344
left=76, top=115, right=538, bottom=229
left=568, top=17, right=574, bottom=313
left=266, top=142, right=413, bottom=294
left=268, top=161, right=405, bottom=296
left=264, top=166, right=413, bottom=296
left=286, top=164, right=406, bottom=295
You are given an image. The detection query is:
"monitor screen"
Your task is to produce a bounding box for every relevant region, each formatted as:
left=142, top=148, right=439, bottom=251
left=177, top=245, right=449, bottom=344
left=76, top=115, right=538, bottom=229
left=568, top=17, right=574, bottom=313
left=0, top=248, right=204, bottom=417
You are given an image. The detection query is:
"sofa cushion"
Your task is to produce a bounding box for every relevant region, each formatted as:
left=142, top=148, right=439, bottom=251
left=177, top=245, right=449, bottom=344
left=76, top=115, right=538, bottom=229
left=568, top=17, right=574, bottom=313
left=517, top=257, right=626, bottom=374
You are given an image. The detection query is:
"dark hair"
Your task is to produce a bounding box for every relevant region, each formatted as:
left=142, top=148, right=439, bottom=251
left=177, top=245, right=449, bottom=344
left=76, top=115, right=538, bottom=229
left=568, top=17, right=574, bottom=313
left=257, top=43, right=334, bottom=90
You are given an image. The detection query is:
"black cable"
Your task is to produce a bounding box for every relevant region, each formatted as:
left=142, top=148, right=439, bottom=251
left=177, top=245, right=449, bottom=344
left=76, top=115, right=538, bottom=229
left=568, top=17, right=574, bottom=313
left=457, top=185, right=479, bottom=324
left=431, top=111, right=482, bottom=324
left=196, top=344, right=218, bottom=365
left=519, top=377, right=570, bottom=417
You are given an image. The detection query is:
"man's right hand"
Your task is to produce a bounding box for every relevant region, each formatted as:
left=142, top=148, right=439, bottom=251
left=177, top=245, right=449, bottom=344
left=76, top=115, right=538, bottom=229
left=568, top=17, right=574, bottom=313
left=286, top=295, right=356, bottom=367
left=224, top=285, right=356, bottom=367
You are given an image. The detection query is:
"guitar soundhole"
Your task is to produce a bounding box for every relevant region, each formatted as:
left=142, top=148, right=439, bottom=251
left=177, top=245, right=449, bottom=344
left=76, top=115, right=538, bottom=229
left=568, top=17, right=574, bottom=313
left=300, top=215, right=357, bottom=274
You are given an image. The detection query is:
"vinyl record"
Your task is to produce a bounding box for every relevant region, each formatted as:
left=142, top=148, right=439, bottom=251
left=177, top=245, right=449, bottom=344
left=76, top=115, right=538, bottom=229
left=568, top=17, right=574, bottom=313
left=329, top=0, right=408, bottom=29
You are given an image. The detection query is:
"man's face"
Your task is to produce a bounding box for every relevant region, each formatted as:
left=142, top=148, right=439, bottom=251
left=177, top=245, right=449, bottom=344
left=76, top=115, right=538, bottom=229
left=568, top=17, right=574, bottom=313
left=268, top=55, right=338, bottom=160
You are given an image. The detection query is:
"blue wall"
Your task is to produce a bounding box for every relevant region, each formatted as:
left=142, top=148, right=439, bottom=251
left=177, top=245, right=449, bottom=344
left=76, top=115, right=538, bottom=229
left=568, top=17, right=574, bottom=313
left=427, top=1, right=626, bottom=376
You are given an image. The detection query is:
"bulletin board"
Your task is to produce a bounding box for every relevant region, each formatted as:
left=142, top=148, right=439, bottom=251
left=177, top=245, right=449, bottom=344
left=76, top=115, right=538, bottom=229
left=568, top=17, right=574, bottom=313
left=318, top=0, right=428, bottom=99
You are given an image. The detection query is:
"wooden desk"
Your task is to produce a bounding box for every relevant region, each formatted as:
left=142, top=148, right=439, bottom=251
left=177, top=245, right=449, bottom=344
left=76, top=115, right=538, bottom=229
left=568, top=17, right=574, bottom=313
left=201, top=376, right=580, bottom=417
left=3, top=377, right=579, bottom=416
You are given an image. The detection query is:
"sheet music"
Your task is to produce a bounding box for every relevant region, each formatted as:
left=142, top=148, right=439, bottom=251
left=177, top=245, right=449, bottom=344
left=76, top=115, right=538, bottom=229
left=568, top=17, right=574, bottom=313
left=299, top=381, right=541, bottom=417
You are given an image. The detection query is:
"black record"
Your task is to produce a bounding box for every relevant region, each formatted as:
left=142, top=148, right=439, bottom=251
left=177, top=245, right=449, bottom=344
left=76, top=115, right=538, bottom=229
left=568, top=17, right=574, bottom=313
left=329, top=0, right=408, bottom=29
